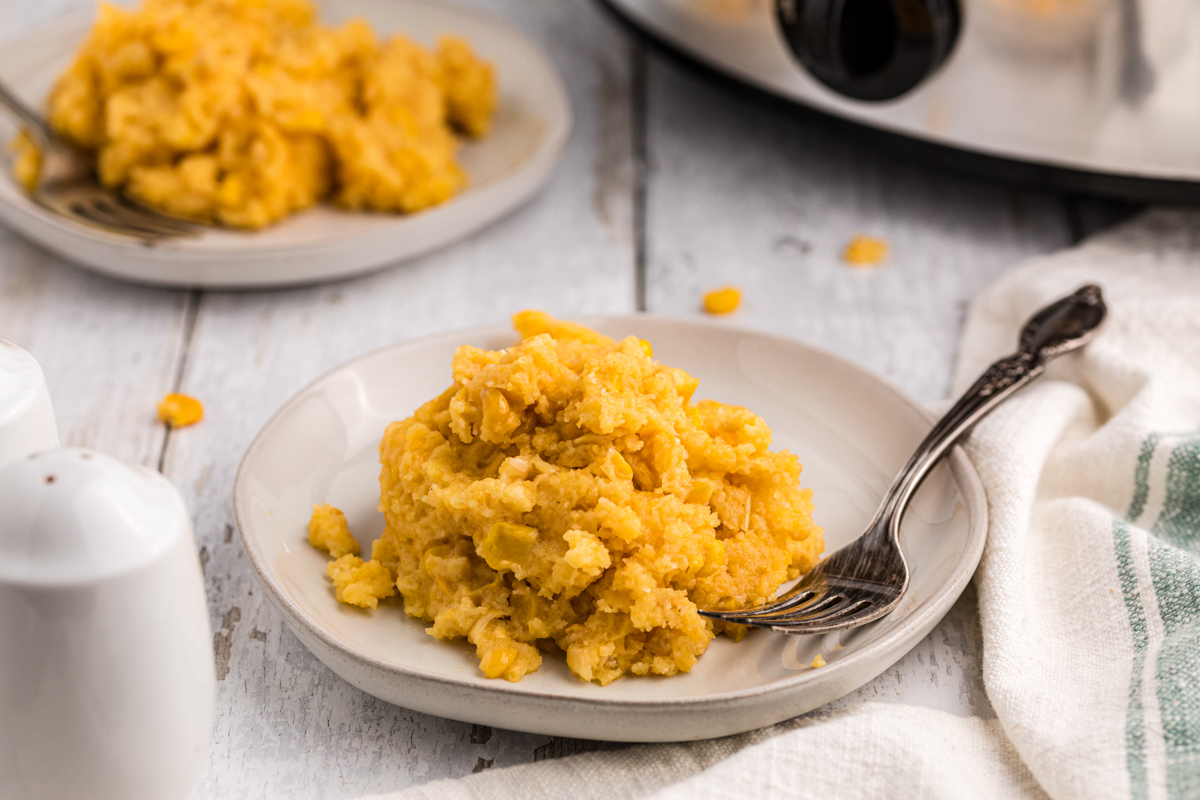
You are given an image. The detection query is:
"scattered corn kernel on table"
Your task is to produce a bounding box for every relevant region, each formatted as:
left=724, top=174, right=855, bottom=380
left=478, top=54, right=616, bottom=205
left=0, top=0, right=1140, bottom=797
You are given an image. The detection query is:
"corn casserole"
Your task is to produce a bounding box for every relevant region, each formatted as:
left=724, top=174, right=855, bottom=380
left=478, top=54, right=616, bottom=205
left=310, top=312, right=824, bottom=685
left=39, top=0, right=496, bottom=229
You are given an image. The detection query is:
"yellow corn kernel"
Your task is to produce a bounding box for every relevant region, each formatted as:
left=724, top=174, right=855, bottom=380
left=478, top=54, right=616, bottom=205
left=284, top=108, right=324, bottom=133
left=499, top=456, right=531, bottom=482
left=610, top=451, right=633, bottom=481
left=703, top=286, right=741, bottom=315
left=481, top=388, right=517, bottom=434
left=512, top=310, right=614, bottom=345
left=812, top=654, right=826, bottom=668
left=696, top=536, right=726, bottom=578
left=480, top=647, right=518, bottom=678
left=594, top=448, right=633, bottom=481
left=216, top=172, right=247, bottom=208
left=685, top=478, right=716, bottom=505
left=481, top=521, right=538, bottom=574
left=157, top=393, right=204, bottom=428
left=843, top=235, right=888, bottom=267
left=638, top=338, right=653, bottom=359
left=669, top=368, right=700, bottom=403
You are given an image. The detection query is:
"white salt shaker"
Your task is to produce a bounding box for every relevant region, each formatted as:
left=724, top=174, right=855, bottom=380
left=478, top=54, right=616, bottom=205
left=0, top=339, right=59, bottom=465
left=0, top=448, right=215, bottom=800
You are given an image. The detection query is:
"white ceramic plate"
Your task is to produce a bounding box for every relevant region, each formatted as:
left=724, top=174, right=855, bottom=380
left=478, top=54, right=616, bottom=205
left=0, top=0, right=571, bottom=288
left=234, top=318, right=987, bottom=742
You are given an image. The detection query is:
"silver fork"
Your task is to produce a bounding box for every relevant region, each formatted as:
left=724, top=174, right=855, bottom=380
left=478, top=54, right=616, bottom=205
left=0, top=80, right=199, bottom=241
left=700, top=284, right=1108, bottom=635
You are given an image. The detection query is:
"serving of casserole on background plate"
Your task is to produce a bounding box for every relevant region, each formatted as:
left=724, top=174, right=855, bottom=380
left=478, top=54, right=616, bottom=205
left=0, top=0, right=571, bottom=288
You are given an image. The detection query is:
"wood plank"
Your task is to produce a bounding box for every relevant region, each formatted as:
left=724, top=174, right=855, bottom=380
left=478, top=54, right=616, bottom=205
left=642, top=53, right=1077, bottom=405
left=156, top=1, right=638, bottom=796
left=0, top=228, right=190, bottom=467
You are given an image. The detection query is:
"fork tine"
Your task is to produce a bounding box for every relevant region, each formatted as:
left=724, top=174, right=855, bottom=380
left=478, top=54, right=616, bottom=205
left=714, top=592, right=843, bottom=626
left=698, top=587, right=826, bottom=623
left=109, top=196, right=200, bottom=234
left=65, top=196, right=184, bottom=240
left=90, top=195, right=197, bottom=236
left=41, top=196, right=165, bottom=240
left=69, top=200, right=170, bottom=239
left=770, top=597, right=871, bottom=626
left=38, top=184, right=199, bottom=240
left=770, top=600, right=881, bottom=634
left=699, top=589, right=819, bottom=622
left=764, top=594, right=851, bottom=622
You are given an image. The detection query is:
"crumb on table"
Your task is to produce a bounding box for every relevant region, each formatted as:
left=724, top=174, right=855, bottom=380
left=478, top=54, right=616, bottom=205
left=157, top=393, right=203, bottom=428
left=843, top=236, right=888, bottom=267
left=703, top=286, right=742, bottom=315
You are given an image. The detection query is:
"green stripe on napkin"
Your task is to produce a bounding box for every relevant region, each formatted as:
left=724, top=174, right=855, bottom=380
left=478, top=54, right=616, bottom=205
left=1114, top=518, right=1150, bottom=800
left=1124, top=431, right=1200, bottom=799
left=1130, top=434, right=1163, bottom=525
left=1156, top=437, right=1200, bottom=553
left=1147, top=541, right=1200, bottom=797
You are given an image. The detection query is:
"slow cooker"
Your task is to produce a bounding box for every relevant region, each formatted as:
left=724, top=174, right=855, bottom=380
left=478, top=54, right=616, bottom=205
left=599, top=0, right=1200, bottom=200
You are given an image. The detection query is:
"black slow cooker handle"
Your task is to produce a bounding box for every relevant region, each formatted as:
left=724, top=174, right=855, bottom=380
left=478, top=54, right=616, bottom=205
left=776, top=0, right=960, bottom=102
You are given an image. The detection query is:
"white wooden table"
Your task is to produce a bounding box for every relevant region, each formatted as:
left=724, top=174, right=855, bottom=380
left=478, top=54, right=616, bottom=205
left=0, top=2, right=1140, bottom=797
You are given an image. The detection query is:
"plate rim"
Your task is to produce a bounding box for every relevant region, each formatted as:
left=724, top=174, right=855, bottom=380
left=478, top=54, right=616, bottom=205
left=233, top=315, right=988, bottom=713
left=0, top=0, right=573, bottom=287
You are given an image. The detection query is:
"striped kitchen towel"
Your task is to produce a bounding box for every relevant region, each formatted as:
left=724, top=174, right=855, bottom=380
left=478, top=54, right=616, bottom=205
left=951, top=207, right=1200, bottom=799
left=367, top=208, right=1200, bottom=800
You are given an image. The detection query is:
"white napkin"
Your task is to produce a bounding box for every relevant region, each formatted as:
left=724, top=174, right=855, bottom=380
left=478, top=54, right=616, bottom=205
left=364, top=208, right=1200, bottom=800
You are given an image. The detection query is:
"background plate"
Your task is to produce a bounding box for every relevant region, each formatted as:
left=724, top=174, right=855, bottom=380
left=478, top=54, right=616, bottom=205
left=0, top=0, right=571, bottom=288
left=233, top=317, right=987, bottom=742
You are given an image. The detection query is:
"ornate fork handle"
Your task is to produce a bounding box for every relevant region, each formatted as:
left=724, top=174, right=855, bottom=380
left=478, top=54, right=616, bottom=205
left=702, top=285, right=1106, bottom=633
left=871, top=284, right=1107, bottom=539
